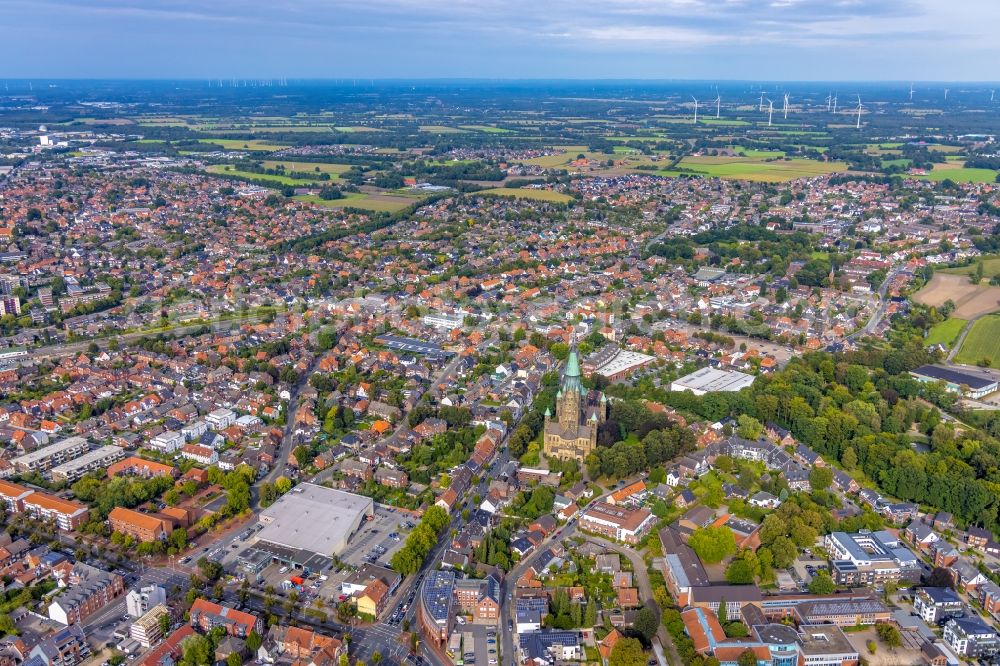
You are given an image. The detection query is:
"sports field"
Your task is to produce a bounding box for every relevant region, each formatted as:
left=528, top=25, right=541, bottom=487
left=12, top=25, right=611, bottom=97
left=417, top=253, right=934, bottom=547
left=954, top=315, right=1000, bottom=367
left=661, top=155, right=847, bottom=183
left=925, top=318, right=967, bottom=348
left=197, top=138, right=290, bottom=151
left=477, top=187, right=573, bottom=203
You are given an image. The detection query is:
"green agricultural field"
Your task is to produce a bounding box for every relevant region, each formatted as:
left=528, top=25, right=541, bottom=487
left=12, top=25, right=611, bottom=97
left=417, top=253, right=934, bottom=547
left=521, top=146, right=589, bottom=168
left=954, top=315, right=1000, bottom=367
left=918, top=166, right=998, bottom=184
left=662, top=155, right=847, bottom=183
left=925, top=318, right=968, bottom=348
left=197, top=138, right=291, bottom=151
left=418, top=125, right=467, bottom=133
left=459, top=125, right=512, bottom=133
left=477, top=187, right=573, bottom=203
left=259, top=161, right=352, bottom=180
left=941, top=256, right=1000, bottom=279
left=230, top=125, right=332, bottom=133
left=205, top=165, right=321, bottom=185
left=294, top=192, right=418, bottom=212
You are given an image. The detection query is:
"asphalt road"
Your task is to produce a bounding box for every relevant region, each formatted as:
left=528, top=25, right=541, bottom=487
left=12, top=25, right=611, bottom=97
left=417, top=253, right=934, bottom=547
left=846, top=266, right=904, bottom=342
left=261, top=351, right=327, bottom=487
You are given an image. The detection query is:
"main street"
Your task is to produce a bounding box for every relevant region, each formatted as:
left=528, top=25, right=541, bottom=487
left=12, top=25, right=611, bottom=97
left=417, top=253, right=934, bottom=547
left=261, top=351, right=327, bottom=486
left=846, top=265, right=905, bottom=342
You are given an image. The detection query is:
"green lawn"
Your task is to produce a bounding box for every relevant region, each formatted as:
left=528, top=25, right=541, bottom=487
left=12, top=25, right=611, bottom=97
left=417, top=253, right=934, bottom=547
left=954, top=315, right=1000, bottom=367
left=925, top=318, right=967, bottom=348
left=477, top=187, right=573, bottom=203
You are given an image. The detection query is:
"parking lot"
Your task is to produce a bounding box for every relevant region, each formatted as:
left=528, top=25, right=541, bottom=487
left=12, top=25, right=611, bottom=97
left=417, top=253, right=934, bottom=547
left=791, top=556, right=828, bottom=586
left=455, top=623, right=498, bottom=666
left=223, top=503, right=414, bottom=607
left=340, top=504, right=413, bottom=568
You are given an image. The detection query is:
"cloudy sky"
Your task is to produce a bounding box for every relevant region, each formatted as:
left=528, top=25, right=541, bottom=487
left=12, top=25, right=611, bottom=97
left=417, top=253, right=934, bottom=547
left=2, top=0, right=998, bottom=80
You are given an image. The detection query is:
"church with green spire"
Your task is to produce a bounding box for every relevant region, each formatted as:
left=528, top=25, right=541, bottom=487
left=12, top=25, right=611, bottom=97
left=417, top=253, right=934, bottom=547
left=542, top=350, right=606, bottom=462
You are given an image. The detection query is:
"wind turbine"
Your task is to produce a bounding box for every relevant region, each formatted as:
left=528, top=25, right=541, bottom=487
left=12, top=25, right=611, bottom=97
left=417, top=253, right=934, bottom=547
left=783, top=93, right=790, bottom=120
left=991, top=89, right=996, bottom=103
left=715, top=94, right=721, bottom=119
left=759, top=93, right=765, bottom=112
left=855, top=95, right=863, bottom=130
left=691, top=96, right=699, bottom=124
left=944, top=88, right=949, bottom=100
left=826, top=93, right=832, bottom=112
left=832, top=95, right=838, bottom=113
left=767, top=99, right=773, bottom=127
left=909, top=82, right=915, bottom=102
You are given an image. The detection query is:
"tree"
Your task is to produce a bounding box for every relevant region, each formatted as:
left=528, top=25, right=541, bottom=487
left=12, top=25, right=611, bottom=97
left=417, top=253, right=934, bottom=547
left=158, top=611, right=171, bottom=637
left=689, top=526, right=737, bottom=564
left=738, top=649, right=758, bottom=666
left=634, top=606, right=659, bottom=642
left=736, top=415, right=763, bottom=441
left=725, top=558, right=756, bottom=584
left=807, top=571, right=835, bottom=595
left=584, top=597, right=598, bottom=627
left=227, top=654, right=243, bottom=666
left=550, top=343, right=569, bottom=361
left=876, top=623, right=902, bottom=649
left=608, top=637, right=646, bottom=666
left=181, top=634, right=213, bottom=666
left=809, top=466, right=833, bottom=491
left=246, top=630, right=263, bottom=653
left=717, top=598, right=728, bottom=625
left=926, top=567, right=955, bottom=588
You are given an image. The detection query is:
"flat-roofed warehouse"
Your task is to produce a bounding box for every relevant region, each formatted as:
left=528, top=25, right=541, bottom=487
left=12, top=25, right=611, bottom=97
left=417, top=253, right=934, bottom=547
left=671, top=367, right=755, bottom=396
left=911, top=364, right=999, bottom=399
left=254, top=483, right=374, bottom=559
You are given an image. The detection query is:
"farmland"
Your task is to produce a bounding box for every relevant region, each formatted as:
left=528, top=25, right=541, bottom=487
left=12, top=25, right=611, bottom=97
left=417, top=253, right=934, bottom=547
left=205, top=165, right=324, bottom=186
left=914, top=274, right=1000, bottom=319
left=259, top=161, right=352, bottom=180
left=954, top=315, right=1000, bottom=368
left=197, top=138, right=291, bottom=151
left=661, top=155, right=848, bottom=182
left=917, top=162, right=999, bottom=184
left=294, top=192, right=423, bottom=212
left=940, top=256, right=1000, bottom=279
left=925, top=318, right=967, bottom=348
left=477, top=187, right=574, bottom=203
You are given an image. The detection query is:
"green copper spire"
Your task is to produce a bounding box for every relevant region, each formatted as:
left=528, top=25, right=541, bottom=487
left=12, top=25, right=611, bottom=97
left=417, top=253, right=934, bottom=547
left=561, top=350, right=582, bottom=393
left=565, top=351, right=581, bottom=378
